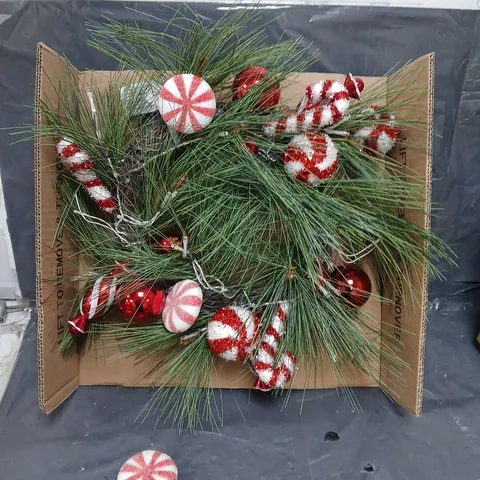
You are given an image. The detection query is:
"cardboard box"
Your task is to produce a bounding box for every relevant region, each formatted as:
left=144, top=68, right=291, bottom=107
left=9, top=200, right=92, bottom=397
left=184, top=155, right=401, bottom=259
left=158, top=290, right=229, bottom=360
left=35, top=43, right=434, bottom=416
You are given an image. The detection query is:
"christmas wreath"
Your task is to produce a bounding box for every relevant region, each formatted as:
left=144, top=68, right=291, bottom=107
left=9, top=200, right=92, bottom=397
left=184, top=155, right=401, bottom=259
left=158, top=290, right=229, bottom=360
left=33, top=10, right=451, bottom=429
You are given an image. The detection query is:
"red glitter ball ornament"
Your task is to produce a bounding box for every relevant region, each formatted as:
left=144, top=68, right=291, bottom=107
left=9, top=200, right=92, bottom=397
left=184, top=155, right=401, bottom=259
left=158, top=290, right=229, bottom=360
left=117, top=285, right=166, bottom=323
left=330, top=264, right=372, bottom=308
left=245, top=140, right=258, bottom=154
left=233, top=66, right=280, bottom=109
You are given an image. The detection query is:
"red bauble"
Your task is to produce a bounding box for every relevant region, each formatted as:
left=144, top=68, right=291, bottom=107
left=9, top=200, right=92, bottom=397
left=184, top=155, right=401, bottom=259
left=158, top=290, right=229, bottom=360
left=117, top=285, right=166, bottom=323
left=233, top=66, right=280, bottom=109
left=343, top=75, right=365, bottom=99
left=330, top=264, right=372, bottom=308
left=245, top=141, right=258, bottom=154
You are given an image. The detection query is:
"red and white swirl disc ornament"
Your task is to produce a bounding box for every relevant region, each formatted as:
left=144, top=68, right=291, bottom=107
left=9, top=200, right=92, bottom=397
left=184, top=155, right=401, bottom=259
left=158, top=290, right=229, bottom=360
left=251, top=303, right=296, bottom=390
left=283, top=133, right=338, bottom=186
left=56, top=138, right=116, bottom=213
left=162, top=280, right=203, bottom=333
left=354, top=106, right=398, bottom=155
left=158, top=74, right=216, bottom=134
left=207, top=306, right=260, bottom=361
left=118, top=450, right=178, bottom=480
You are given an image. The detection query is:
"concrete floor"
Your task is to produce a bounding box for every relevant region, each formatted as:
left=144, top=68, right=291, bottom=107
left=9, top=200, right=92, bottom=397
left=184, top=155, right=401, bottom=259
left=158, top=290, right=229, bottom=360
left=0, top=311, right=30, bottom=403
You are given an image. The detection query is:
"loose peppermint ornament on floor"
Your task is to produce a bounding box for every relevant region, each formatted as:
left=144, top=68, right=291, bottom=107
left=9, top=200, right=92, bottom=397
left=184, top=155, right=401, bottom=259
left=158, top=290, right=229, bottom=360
left=158, top=74, right=216, bottom=134
left=118, top=450, right=178, bottom=480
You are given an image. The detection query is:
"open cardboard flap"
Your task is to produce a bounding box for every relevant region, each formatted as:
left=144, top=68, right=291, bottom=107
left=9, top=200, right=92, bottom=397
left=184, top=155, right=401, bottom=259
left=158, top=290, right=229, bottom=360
left=35, top=43, right=433, bottom=415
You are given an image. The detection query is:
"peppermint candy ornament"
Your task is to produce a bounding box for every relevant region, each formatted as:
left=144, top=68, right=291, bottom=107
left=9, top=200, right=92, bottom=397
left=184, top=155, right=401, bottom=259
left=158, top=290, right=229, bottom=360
left=56, top=138, right=116, bottom=213
left=118, top=450, right=178, bottom=480
left=158, top=74, right=216, bottom=134
left=207, top=306, right=260, bottom=361
left=283, top=133, right=338, bottom=186
left=162, top=280, right=203, bottom=333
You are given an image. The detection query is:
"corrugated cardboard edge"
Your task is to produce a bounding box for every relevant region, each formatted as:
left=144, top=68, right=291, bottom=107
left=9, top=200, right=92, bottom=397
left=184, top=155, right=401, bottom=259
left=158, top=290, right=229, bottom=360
left=35, top=42, right=79, bottom=413
left=35, top=42, right=48, bottom=413
left=415, top=52, right=435, bottom=416
left=380, top=53, right=435, bottom=416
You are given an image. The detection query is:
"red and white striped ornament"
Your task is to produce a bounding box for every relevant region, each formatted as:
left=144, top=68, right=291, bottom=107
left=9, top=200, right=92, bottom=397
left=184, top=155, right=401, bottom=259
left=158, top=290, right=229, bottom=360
left=118, top=450, right=178, bottom=480
left=55, top=138, right=116, bottom=214
left=264, top=79, right=351, bottom=138
left=298, top=79, right=351, bottom=116
left=283, top=133, right=338, bottom=186
left=162, top=280, right=203, bottom=333
left=251, top=303, right=296, bottom=390
left=67, top=273, right=118, bottom=336
left=207, top=306, right=260, bottom=361
left=354, top=106, right=398, bottom=155
left=158, top=74, right=216, bottom=134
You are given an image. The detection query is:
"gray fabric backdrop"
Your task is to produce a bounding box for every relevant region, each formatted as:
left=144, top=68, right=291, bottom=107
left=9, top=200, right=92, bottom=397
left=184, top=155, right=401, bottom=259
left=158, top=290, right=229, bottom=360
left=0, top=2, right=479, bottom=479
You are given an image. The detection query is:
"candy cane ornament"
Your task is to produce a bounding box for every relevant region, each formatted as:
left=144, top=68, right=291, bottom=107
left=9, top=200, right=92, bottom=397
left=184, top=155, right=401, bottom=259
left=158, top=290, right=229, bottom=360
left=264, top=79, right=353, bottom=138
left=264, top=75, right=364, bottom=138
left=251, top=303, right=297, bottom=391
left=55, top=138, right=116, bottom=213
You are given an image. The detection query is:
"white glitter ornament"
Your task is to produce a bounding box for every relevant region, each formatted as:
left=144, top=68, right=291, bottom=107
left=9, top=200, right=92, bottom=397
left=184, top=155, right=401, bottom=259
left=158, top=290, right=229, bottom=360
left=158, top=74, right=216, bottom=134
left=118, top=450, right=178, bottom=480
left=162, top=280, right=203, bottom=333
